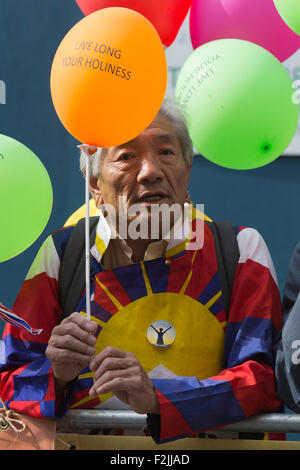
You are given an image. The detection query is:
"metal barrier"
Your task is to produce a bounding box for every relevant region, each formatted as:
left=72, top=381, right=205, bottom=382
left=58, top=410, right=300, bottom=434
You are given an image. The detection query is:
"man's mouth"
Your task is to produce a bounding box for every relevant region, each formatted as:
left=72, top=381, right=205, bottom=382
left=140, top=194, right=166, bottom=203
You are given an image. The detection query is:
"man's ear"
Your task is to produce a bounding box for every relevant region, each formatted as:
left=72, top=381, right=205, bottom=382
left=87, top=173, right=103, bottom=208
left=185, top=164, right=191, bottom=201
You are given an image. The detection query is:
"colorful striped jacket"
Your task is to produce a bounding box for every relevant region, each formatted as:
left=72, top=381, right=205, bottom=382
left=0, top=211, right=282, bottom=443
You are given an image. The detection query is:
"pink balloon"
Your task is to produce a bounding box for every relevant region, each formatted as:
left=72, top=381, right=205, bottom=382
left=190, top=0, right=300, bottom=62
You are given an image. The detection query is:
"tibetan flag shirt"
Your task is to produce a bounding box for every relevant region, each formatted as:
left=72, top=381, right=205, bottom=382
left=0, top=209, right=282, bottom=443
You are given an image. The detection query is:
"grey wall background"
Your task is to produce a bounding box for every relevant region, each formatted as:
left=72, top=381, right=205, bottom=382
left=1, top=1, right=300, bottom=327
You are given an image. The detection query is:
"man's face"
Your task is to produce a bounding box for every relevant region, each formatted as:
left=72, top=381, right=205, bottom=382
left=93, top=113, right=191, bottom=239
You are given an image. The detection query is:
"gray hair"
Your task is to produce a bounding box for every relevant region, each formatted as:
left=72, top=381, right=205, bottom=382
left=79, top=98, right=194, bottom=178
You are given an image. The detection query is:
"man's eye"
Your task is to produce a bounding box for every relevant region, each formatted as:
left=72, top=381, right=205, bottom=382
left=119, top=153, right=134, bottom=161
left=160, top=149, right=175, bottom=156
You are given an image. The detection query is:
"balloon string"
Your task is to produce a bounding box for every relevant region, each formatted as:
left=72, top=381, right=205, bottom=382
left=85, top=154, right=91, bottom=320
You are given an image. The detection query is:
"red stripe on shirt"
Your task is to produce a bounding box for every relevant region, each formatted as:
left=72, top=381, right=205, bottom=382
left=211, top=361, right=281, bottom=417
left=12, top=273, right=61, bottom=343
left=156, top=388, right=193, bottom=441
left=94, top=270, right=131, bottom=308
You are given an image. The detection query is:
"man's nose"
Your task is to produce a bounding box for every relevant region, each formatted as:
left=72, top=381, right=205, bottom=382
left=136, top=153, right=164, bottom=183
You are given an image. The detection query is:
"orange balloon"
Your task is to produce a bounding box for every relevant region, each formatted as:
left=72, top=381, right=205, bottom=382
left=50, top=7, right=167, bottom=147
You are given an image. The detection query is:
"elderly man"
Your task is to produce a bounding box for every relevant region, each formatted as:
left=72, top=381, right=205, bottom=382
left=0, top=100, right=282, bottom=444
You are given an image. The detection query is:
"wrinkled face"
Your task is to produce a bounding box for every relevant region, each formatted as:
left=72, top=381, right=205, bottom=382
left=92, top=113, right=191, bottom=240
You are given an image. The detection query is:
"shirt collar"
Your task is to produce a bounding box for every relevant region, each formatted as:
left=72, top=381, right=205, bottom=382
left=90, top=203, right=195, bottom=264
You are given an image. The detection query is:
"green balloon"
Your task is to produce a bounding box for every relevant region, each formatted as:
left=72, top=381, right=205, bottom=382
left=274, top=0, right=300, bottom=37
left=0, top=135, right=53, bottom=262
left=175, top=39, right=299, bottom=170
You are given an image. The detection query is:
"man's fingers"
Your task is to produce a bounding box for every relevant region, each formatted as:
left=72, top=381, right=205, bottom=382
left=91, top=356, right=136, bottom=382
left=88, top=345, right=160, bottom=414
left=48, top=333, right=96, bottom=357
left=89, top=347, right=140, bottom=396
left=90, top=346, right=134, bottom=371
left=47, top=347, right=93, bottom=365
left=46, top=312, right=97, bottom=368
left=50, top=311, right=98, bottom=353
left=89, top=371, right=138, bottom=397
left=93, top=363, right=140, bottom=389
left=53, top=321, right=97, bottom=347
left=60, top=312, right=98, bottom=336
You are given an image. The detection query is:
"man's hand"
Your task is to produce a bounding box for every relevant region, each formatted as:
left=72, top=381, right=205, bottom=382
left=46, top=312, right=97, bottom=396
left=89, top=346, right=159, bottom=415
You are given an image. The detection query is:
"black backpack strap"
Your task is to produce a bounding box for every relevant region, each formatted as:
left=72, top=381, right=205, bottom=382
left=58, top=216, right=99, bottom=319
left=206, top=221, right=240, bottom=318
